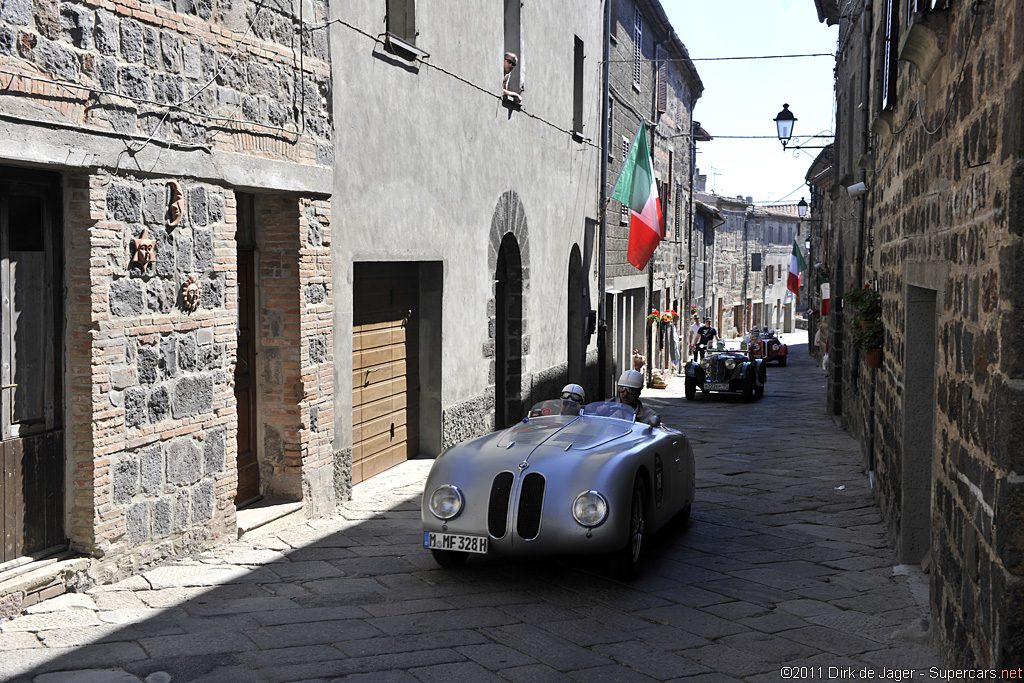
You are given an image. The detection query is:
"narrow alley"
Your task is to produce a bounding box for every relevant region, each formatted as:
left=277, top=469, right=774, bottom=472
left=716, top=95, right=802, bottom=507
left=0, top=338, right=940, bottom=682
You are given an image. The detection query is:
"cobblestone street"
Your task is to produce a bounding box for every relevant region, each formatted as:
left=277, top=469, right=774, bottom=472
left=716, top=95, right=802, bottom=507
left=0, top=338, right=940, bottom=682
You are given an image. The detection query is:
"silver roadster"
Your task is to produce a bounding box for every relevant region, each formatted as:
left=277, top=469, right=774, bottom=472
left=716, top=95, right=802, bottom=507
left=421, top=399, right=696, bottom=580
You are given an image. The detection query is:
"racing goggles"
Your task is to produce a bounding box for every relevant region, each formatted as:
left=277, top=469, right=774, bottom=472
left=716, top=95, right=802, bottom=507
left=560, top=390, right=584, bottom=403
left=617, top=385, right=640, bottom=397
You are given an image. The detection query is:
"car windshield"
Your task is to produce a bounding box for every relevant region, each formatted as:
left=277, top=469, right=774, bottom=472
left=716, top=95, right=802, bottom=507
left=527, top=399, right=582, bottom=418
left=581, top=401, right=636, bottom=422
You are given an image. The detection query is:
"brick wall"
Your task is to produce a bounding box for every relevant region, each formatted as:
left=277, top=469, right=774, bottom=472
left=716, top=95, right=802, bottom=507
left=67, top=172, right=237, bottom=580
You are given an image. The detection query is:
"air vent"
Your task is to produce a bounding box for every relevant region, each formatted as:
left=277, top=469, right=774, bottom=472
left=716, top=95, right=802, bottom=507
left=488, top=472, right=514, bottom=538
left=516, top=473, right=546, bottom=540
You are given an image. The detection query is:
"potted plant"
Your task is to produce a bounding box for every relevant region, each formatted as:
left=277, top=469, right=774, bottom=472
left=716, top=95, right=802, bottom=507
left=844, top=285, right=883, bottom=367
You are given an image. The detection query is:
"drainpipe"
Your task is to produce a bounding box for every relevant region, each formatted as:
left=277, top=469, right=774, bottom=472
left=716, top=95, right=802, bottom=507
left=855, top=0, right=875, bottom=471
left=597, top=0, right=611, bottom=399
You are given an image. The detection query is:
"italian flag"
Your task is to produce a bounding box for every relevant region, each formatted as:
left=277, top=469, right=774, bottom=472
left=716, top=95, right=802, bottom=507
left=820, top=282, right=831, bottom=316
left=612, top=122, right=663, bottom=271
left=787, top=239, right=806, bottom=294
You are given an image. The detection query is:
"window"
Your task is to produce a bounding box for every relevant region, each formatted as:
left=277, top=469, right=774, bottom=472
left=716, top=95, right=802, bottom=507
left=504, top=0, right=522, bottom=94
left=609, top=0, right=619, bottom=40
left=620, top=135, right=630, bottom=224
left=386, top=0, right=416, bottom=46
left=656, top=49, right=667, bottom=114
left=632, top=8, right=642, bottom=90
left=881, top=0, right=899, bottom=111
left=607, top=96, right=615, bottom=160
left=766, top=265, right=774, bottom=285
left=572, top=36, right=584, bottom=136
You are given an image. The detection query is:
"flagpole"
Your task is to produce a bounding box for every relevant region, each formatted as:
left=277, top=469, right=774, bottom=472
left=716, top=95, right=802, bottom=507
left=597, top=0, right=611, bottom=400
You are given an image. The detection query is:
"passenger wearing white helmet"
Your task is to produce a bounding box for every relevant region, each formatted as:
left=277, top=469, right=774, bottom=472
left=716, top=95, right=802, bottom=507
left=560, top=383, right=586, bottom=404
left=611, top=370, right=660, bottom=426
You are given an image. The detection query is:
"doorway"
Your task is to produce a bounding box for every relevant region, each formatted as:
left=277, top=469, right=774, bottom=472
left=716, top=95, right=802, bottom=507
left=495, top=234, right=523, bottom=430
left=1, top=170, right=64, bottom=563
left=902, top=285, right=937, bottom=563
left=567, top=245, right=584, bottom=383
left=234, top=194, right=259, bottom=507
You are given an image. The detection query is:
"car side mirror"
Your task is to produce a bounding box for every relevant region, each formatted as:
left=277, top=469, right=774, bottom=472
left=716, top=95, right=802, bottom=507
left=647, top=415, right=661, bottom=430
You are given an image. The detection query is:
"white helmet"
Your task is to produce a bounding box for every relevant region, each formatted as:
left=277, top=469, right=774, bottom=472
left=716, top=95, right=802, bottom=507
left=617, top=370, right=643, bottom=390
left=560, top=383, right=585, bottom=404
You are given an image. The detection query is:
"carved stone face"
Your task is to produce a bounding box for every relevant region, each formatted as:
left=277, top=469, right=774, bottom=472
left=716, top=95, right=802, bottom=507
left=181, top=275, right=202, bottom=312
left=131, top=228, right=156, bottom=270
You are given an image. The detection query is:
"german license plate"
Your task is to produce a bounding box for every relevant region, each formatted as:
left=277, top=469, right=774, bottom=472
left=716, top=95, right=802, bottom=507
left=424, top=531, right=488, bottom=554
left=707, top=382, right=730, bottom=391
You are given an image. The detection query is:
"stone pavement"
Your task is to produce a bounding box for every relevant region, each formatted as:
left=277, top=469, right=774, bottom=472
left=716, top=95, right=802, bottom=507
left=0, top=337, right=940, bottom=682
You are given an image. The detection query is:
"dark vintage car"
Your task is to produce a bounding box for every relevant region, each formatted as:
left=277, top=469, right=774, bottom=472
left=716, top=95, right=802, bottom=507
left=684, top=344, right=766, bottom=402
left=747, top=328, right=788, bottom=365
left=422, top=400, right=696, bottom=580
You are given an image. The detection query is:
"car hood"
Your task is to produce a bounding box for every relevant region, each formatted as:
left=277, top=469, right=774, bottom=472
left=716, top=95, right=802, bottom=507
left=431, top=415, right=637, bottom=476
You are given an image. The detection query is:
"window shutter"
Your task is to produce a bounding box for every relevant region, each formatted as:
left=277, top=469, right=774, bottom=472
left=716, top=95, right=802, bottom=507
left=656, top=60, right=668, bottom=113
left=881, top=0, right=899, bottom=110
left=632, top=9, right=642, bottom=89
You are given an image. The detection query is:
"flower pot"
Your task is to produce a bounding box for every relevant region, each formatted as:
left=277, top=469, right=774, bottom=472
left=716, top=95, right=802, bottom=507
left=863, top=348, right=882, bottom=368
left=859, top=320, right=875, bottom=330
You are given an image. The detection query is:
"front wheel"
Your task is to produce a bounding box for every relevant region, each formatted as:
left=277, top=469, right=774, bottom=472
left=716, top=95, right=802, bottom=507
left=609, top=478, right=647, bottom=581
left=431, top=549, right=468, bottom=568
left=778, top=355, right=787, bottom=367
left=685, top=377, right=696, bottom=401
left=742, top=376, right=755, bottom=403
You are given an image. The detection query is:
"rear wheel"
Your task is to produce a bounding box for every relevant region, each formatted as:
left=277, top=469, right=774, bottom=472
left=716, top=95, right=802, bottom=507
left=431, top=549, right=468, bottom=568
left=685, top=377, right=696, bottom=401
left=610, top=478, right=647, bottom=581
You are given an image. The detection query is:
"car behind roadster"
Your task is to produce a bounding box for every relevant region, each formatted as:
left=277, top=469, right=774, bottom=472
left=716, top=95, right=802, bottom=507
left=421, top=400, right=696, bottom=580
left=685, top=345, right=766, bottom=401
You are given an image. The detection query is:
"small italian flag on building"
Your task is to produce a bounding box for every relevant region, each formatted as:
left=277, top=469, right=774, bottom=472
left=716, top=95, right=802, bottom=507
left=787, top=239, right=806, bottom=295
left=612, top=121, right=663, bottom=271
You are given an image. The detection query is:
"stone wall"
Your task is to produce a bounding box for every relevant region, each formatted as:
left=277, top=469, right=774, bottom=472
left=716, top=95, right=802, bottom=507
left=67, top=172, right=238, bottom=580
left=0, top=0, right=331, bottom=166
left=827, top=0, right=1024, bottom=666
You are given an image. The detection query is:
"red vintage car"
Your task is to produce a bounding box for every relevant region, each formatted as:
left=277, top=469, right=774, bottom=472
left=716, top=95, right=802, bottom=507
left=747, top=329, right=788, bottom=366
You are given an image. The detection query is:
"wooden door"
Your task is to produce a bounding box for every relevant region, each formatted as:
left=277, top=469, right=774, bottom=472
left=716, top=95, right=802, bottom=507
left=234, top=249, right=259, bottom=505
left=1, top=175, right=64, bottom=564
left=352, top=264, right=419, bottom=484
left=234, top=195, right=259, bottom=506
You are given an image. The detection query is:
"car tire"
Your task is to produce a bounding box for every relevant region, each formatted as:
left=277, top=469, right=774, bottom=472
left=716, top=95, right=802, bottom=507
left=778, top=355, right=787, bottom=366
left=609, top=477, right=647, bottom=581
left=743, top=375, right=755, bottom=403
left=430, top=549, right=469, bottom=568
left=685, top=378, right=696, bottom=401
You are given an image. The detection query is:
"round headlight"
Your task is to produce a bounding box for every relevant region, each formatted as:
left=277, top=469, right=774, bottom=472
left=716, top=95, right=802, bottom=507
left=572, top=491, right=608, bottom=528
left=699, top=358, right=710, bottom=370
left=725, top=359, right=736, bottom=370
left=428, top=485, right=464, bottom=520
left=772, top=344, right=780, bottom=351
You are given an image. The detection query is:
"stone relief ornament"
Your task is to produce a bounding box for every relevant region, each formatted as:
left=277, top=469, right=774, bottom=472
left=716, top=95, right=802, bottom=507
left=130, top=228, right=156, bottom=271
left=181, top=275, right=202, bottom=312
left=167, top=179, right=184, bottom=228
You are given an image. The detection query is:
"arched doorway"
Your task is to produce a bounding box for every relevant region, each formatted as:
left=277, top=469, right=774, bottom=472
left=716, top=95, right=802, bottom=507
left=494, top=233, right=523, bottom=430
left=567, top=245, right=584, bottom=384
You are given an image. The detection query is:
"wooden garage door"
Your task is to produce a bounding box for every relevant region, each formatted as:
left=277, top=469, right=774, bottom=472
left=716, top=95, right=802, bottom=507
left=352, top=264, right=419, bottom=484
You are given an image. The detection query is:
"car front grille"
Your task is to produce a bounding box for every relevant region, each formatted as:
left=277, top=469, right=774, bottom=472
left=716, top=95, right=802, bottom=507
left=488, top=472, right=515, bottom=538
left=708, top=360, right=729, bottom=382
left=516, top=472, right=545, bottom=540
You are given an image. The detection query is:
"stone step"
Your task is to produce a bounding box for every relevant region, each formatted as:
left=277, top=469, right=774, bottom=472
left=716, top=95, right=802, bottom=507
left=236, top=500, right=305, bottom=541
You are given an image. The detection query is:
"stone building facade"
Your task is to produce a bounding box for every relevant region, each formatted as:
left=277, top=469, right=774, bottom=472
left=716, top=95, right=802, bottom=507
left=814, top=0, right=1024, bottom=666
left=0, top=0, right=334, bottom=589
left=330, top=3, right=607, bottom=484
left=604, top=0, right=702, bottom=391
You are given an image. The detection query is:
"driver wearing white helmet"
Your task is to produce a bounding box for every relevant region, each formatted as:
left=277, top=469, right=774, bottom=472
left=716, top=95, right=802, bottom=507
left=560, top=383, right=586, bottom=404
left=611, top=370, right=659, bottom=426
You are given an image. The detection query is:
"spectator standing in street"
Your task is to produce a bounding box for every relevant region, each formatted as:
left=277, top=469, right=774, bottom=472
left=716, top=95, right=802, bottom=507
left=695, top=317, right=718, bottom=360
left=688, top=314, right=701, bottom=361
